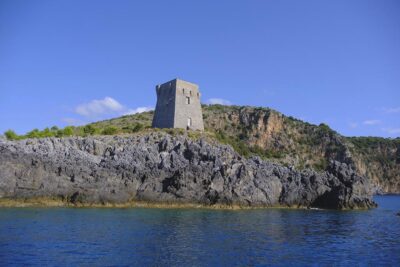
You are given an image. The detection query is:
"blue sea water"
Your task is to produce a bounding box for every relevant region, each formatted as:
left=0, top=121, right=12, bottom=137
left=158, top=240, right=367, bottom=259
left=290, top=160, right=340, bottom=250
left=0, top=196, right=399, bottom=266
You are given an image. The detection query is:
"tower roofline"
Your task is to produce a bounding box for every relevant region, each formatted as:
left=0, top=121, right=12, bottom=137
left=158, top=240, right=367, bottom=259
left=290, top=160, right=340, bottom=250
left=158, top=78, right=198, bottom=87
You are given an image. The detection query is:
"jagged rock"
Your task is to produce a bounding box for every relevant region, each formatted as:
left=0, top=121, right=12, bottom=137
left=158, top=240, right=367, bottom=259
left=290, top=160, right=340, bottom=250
left=0, top=133, right=376, bottom=209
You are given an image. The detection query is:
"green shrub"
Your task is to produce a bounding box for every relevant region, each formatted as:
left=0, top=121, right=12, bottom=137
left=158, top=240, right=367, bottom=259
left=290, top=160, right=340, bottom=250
left=120, top=123, right=144, bottom=134
left=136, top=114, right=145, bottom=120
left=313, top=158, right=328, bottom=171
left=132, top=123, right=144, bottom=133
left=208, top=104, right=225, bottom=111
left=102, top=126, right=119, bottom=135
left=318, top=123, right=331, bottom=133
left=54, top=130, right=63, bottom=137
left=40, top=127, right=55, bottom=138
left=232, top=141, right=251, bottom=157
left=63, top=126, right=74, bottom=136
left=4, top=130, right=20, bottom=140
left=215, top=130, right=228, bottom=143
left=50, top=126, right=59, bottom=132
left=83, top=125, right=96, bottom=135
left=188, top=131, right=202, bottom=140
left=26, top=129, right=40, bottom=138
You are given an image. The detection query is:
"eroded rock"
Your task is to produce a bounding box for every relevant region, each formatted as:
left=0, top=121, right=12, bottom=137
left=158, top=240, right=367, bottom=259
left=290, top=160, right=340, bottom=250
left=0, top=133, right=376, bottom=209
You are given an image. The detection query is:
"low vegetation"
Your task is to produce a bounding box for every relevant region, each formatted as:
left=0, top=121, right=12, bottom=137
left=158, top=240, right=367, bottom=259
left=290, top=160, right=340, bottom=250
left=3, top=123, right=152, bottom=141
left=4, top=126, right=75, bottom=140
left=3, top=110, right=154, bottom=141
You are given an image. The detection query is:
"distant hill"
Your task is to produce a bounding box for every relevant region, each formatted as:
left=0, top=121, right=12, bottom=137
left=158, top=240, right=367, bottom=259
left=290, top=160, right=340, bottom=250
left=4, top=104, right=400, bottom=193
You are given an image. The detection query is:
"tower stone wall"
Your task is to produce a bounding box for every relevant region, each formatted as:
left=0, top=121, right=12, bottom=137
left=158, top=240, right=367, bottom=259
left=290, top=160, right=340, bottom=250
left=152, top=79, right=204, bottom=131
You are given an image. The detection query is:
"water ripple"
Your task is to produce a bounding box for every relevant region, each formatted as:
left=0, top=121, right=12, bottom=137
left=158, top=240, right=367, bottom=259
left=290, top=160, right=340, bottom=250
left=0, top=196, right=399, bottom=266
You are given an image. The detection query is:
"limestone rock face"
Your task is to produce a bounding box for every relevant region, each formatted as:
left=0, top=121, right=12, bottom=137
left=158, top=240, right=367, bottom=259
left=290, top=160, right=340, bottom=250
left=0, top=133, right=376, bottom=209
left=202, top=106, right=400, bottom=193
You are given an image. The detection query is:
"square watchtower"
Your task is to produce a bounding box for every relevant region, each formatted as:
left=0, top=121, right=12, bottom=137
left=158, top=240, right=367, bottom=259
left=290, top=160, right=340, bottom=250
left=152, top=79, right=204, bottom=131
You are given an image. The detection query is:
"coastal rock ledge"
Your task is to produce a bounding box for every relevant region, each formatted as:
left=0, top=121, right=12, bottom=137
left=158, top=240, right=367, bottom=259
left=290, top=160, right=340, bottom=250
left=0, top=133, right=376, bottom=209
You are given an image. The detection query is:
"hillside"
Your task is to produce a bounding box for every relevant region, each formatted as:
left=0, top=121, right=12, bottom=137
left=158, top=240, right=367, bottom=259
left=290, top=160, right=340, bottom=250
left=4, top=105, right=400, bottom=193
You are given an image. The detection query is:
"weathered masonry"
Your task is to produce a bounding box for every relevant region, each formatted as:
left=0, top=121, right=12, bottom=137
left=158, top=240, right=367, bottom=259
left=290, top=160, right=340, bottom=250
left=152, top=78, right=204, bottom=131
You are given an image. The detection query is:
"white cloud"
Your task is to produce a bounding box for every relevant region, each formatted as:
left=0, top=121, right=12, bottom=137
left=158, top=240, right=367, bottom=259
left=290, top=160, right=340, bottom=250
left=123, top=106, right=154, bottom=115
left=382, top=107, right=400, bottom=114
left=75, top=97, right=124, bottom=118
left=207, top=98, right=232, bottom=105
left=73, top=97, right=153, bottom=120
left=363, top=120, right=381, bottom=126
left=382, top=128, right=400, bottom=135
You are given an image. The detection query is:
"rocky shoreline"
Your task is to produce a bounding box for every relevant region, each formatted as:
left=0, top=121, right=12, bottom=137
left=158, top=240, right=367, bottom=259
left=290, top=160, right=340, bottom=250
left=0, top=197, right=341, bottom=209
left=0, top=133, right=377, bottom=209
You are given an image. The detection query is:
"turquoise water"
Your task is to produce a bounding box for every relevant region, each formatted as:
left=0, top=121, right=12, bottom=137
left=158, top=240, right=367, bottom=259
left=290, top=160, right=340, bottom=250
left=0, top=196, right=399, bottom=266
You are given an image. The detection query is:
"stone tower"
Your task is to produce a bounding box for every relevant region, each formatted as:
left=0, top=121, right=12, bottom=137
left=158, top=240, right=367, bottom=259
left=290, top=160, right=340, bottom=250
left=152, top=78, right=204, bottom=131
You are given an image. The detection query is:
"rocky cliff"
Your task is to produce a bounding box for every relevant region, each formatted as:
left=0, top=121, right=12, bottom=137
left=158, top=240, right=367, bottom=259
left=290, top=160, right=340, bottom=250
left=4, top=105, right=398, bottom=195
left=0, top=133, right=376, bottom=209
left=202, top=106, right=400, bottom=193
left=82, top=105, right=399, bottom=193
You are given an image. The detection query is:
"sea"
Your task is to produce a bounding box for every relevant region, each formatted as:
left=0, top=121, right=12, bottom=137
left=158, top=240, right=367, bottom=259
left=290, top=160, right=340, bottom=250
left=0, top=195, right=399, bottom=266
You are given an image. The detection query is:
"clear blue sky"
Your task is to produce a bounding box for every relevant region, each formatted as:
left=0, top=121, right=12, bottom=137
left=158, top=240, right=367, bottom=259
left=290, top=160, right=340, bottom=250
left=1, top=0, right=399, bottom=137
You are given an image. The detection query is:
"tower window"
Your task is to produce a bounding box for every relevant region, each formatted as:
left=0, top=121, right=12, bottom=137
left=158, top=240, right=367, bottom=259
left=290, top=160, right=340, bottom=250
left=182, top=88, right=185, bottom=94
left=190, top=91, right=192, bottom=96
left=186, top=97, right=190, bottom=104
left=187, top=117, right=192, bottom=127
